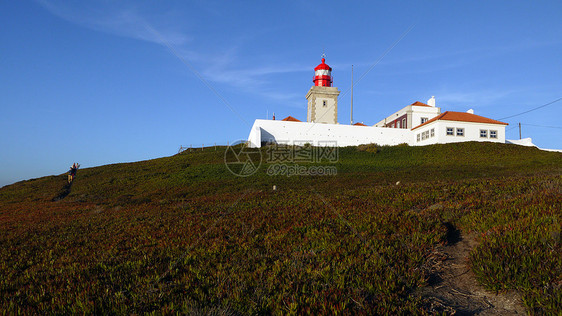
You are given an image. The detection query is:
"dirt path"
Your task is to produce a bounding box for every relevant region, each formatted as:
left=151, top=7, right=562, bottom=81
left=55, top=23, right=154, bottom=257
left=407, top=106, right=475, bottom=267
left=52, top=182, right=72, bottom=201
left=418, top=225, right=526, bottom=315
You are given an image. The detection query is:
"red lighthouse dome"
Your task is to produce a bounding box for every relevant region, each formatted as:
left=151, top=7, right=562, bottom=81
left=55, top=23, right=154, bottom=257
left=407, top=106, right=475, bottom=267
left=313, top=57, right=333, bottom=87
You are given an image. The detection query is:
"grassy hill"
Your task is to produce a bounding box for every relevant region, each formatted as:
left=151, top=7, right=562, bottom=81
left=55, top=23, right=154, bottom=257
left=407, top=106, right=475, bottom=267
left=0, top=142, right=560, bottom=314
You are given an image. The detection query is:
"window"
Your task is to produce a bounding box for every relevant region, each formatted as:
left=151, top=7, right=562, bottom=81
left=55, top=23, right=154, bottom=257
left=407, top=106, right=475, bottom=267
left=446, top=127, right=454, bottom=136
left=430, top=128, right=435, bottom=137
left=417, top=134, right=420, bottom=142
left=456, top=128, right=464, bottom=136
left=322, top=100, right=327, bottom=107
left=490, top=130, right=497, bottom=138
left=421, top=117, right=428, bottom=124
left=480, top=129, right=488, bottom=138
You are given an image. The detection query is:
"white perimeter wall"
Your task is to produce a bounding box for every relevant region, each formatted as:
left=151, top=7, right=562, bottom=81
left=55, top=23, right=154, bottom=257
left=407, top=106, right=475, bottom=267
left=248, top=119, right=412, bottom=148
left=248, top=119, right=507, bottom=148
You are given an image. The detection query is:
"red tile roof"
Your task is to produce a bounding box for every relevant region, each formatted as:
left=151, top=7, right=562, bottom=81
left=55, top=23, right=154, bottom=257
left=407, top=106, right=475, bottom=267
left=412, top=111, right=508, bottom=130
left=353, top=122, right=367, bottom=126
left=411, top=101, right=431, bottom=107
left=281, top=116, right=302, bottom=122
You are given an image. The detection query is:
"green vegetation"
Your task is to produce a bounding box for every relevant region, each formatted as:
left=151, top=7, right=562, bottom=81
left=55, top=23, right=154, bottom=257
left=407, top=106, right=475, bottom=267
left=0, top=142, right=560, bottom=314
left=463, top=177, right=561, bottom=313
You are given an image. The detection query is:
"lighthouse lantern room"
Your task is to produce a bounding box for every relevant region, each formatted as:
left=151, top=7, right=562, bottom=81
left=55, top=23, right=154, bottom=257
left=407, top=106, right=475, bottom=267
left=306, top=56, right=340, bottom=124
left=313, top=57, right=333, bottom=87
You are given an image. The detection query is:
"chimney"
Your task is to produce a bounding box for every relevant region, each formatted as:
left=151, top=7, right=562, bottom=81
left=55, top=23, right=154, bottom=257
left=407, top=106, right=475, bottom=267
left=427, top=96, right=436, bottom=107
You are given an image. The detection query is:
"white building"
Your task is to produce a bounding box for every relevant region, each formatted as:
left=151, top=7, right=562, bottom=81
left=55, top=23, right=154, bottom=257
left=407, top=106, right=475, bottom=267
left=412, top=111, right=508, bottom=145
left=246, top=57, right=508, bottom=148
left=374, top=97, right=441, bottom=130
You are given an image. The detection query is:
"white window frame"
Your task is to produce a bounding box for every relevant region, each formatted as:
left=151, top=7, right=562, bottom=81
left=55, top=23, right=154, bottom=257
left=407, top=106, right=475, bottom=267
left=417, top=134, right=420, bottom=142
left=480, top=129, right=488, bottom=138
left=456, top=128, right=464, bottom=137
left=402, top=118, right=406, bottom=129
left=421, top=117, right=428, bottom=124
left=446, top=127, right=454, bottom=136
left=490, top=130, right=498, bottom=139
left=430, top=128, right=435, bottom=137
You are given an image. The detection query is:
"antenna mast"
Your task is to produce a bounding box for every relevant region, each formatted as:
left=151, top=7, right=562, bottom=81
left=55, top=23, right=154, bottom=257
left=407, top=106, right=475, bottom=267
left=350, top=65, right=354, bottom=125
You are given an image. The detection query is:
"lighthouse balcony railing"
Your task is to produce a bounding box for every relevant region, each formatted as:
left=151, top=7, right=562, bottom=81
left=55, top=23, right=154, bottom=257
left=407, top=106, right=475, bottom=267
left=312, top=75, right=333, bottom=82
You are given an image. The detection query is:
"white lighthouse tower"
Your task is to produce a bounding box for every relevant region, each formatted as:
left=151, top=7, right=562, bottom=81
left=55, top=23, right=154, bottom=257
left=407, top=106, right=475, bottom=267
left=306, top=56, right=341, bottom=124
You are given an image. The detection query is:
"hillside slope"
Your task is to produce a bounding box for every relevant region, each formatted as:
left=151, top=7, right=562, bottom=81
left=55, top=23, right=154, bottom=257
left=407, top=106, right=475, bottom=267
left=0, top=142, right=560, bottom=314
left=2, top=142, right=559, bottom=204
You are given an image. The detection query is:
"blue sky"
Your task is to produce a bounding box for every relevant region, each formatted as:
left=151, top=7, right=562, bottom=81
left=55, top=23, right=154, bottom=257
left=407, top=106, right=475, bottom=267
left=1, top=1, right=561, bottom=187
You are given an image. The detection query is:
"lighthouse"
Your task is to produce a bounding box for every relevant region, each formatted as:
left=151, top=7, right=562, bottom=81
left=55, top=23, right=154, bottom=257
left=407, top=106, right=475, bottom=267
left=306, top=56, right=340, bottom=124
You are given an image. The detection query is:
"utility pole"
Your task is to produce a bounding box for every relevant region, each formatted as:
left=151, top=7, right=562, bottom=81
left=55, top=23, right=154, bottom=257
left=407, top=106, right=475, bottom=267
left=350, top=65, right=354, bottom=125
left=519, top=122, right=522, bottom=139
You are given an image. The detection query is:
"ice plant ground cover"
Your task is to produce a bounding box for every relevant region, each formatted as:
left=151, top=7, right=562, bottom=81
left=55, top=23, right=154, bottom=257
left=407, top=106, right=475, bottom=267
left=0, top=142, right=560, bottom=314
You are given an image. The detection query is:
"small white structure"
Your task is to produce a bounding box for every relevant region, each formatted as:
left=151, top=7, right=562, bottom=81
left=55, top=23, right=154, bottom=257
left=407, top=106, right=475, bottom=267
left=506, top=137, right=536, bottom=147
left=246, top=57, right=509, bottom=148
left=505, top=138, right=562, bottom=152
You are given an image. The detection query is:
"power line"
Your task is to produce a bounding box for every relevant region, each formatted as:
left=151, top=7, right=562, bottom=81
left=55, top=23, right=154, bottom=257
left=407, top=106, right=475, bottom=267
left=340, top=23, right=416, bottom=99
left=499, top=97, right=562, bottom=120
left=521, top=123, right=562, bottom=130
